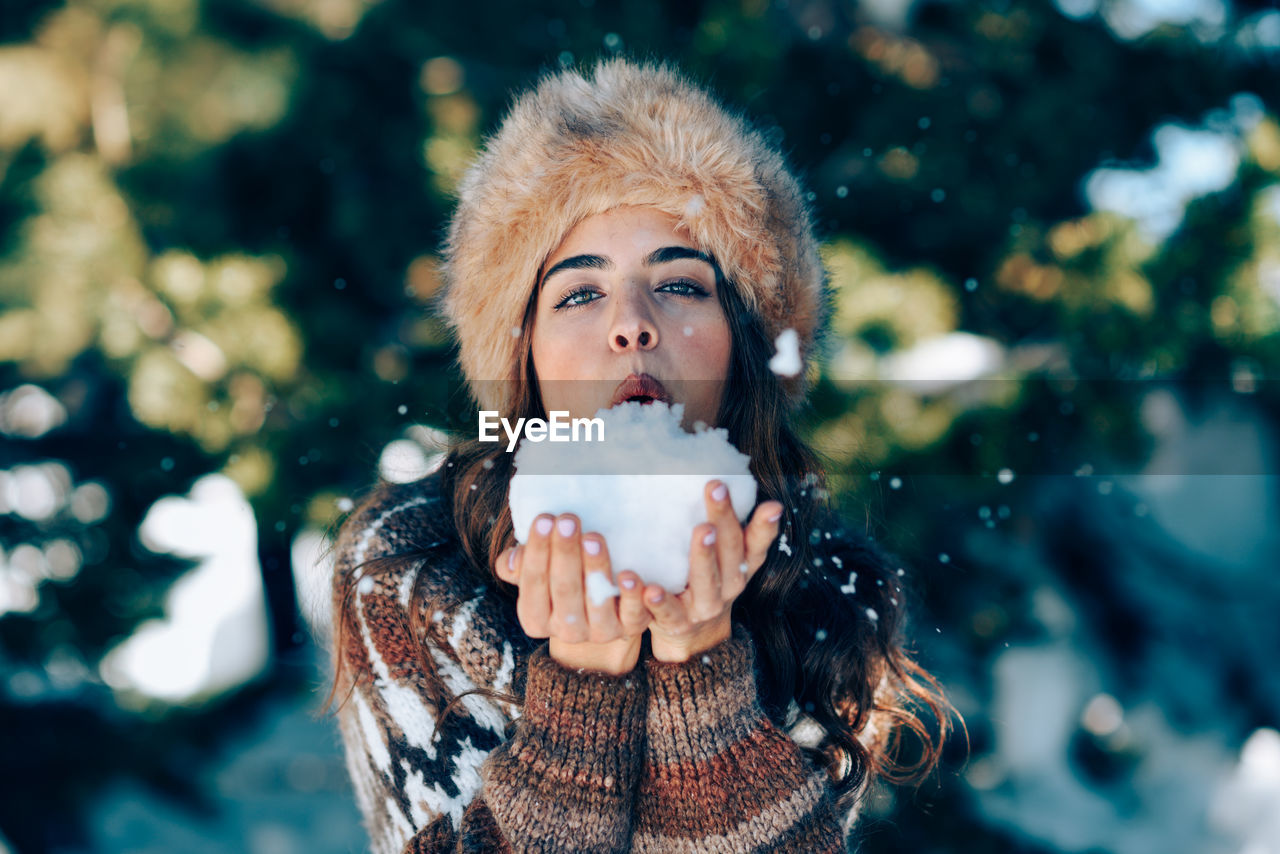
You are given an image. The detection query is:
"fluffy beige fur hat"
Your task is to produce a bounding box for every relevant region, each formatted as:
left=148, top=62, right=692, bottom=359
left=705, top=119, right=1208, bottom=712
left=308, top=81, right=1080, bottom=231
left=436, top=57, right=831, bottom=413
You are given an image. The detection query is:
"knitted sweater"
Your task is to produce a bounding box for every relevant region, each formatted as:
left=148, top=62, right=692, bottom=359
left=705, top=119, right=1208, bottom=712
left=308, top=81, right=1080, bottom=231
left=330, top=469, right=877, bottom=853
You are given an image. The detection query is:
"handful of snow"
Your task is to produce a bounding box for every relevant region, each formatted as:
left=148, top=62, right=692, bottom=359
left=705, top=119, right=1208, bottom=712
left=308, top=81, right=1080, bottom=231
left=508, top=401, right=757, bottom=595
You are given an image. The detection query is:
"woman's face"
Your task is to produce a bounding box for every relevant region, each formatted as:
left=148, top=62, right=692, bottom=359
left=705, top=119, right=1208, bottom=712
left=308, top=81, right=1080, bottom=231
left=531, top=206, right=732, bottom=429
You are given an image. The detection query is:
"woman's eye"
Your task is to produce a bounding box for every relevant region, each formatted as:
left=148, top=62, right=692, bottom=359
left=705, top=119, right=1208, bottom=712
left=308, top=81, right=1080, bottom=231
left=553, top=279, right=708, bottom=310
left=659, top=279, right=709, bottom=297
left=555, top=286, right=600, bottom=309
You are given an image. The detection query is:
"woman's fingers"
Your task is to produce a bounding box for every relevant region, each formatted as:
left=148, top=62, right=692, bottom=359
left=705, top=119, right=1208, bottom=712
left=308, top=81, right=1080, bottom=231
left=548, top=514, right=588, bottom=642
left=704, top=480, right=746, bottom=601
left=507, top=520, right=642, bottom=645
left=516, top=516, right=554, bottom=638
left=686, top=522, right=723, bottom=622
left=494, top=544, right=520, bottom=584
left=652, top=484, right=784, bottom=635
left=644, top=585, right=691, bottom=636
left=616, top=571, right=650, bottom=636
left=581, top=533, right=623, bottom=643
left=743, top=501, right=785, bottom=582
left=512, top=495, right=782, bottom=647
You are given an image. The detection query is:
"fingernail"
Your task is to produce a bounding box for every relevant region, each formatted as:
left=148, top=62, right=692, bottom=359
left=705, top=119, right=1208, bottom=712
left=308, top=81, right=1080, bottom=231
left=648, top=590, right=664, bottom=604
left=711, top=483, right=728, bottom=502
left=508, top=549, right=516, bottom=570
left=557, top=517, right=576, bottom=537
left=702, top=529, right=716, bottom=546
left=583, top=538, right=600, bottom=556
left=564, top=614, right=577, bottom=624
left=768, top=506, right=783, bottom=523
left=620, top=577, right=636, bottom=590
left=739, top=561, right=749, bottom=574
left=535, top=517, right=553, bottom=536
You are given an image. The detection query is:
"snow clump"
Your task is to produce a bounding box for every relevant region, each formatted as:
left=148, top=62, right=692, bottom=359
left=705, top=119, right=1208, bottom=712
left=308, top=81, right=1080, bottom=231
left=508, top=401, right=757, bottom=593
left=768, top=328, right=803, bottom=377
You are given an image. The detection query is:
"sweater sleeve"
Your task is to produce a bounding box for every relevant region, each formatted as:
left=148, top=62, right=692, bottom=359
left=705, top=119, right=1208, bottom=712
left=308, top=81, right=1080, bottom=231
left=477, top=643, right=647, bottom=852
left=397, top=646, right=648, bottom=854
left=330, top=479, right=647, bottom=854
left=631, top=622, right=848, bottom=854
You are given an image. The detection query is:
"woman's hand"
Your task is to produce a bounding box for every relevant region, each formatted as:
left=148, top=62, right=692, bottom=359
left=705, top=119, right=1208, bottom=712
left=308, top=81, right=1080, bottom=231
left=642, top=483, right=784, bottom=662
left=495, top=513, right=652, bottom=675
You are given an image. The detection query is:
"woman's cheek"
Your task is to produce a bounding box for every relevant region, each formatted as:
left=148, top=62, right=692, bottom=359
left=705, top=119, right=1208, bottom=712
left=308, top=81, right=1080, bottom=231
left=534, top=318, right=599, bottom=379
left=686, top=318, right=731, bottom=372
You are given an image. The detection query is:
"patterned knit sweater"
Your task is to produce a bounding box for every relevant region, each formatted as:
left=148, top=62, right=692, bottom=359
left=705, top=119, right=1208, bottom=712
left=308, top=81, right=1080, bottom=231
left=330, top=468, right=881, bottom=853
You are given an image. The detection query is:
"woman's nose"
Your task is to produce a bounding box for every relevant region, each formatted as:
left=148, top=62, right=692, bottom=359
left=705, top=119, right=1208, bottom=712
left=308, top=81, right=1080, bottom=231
left=608, top=292, right=658, bottom=351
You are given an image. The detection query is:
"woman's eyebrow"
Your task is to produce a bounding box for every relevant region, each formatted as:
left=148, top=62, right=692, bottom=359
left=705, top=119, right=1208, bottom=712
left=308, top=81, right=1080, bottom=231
left=644, top=246, right=714, bottom=268
left=541, top=246, right=715, bottom=287
left=541, top=254, right=610, bottom=286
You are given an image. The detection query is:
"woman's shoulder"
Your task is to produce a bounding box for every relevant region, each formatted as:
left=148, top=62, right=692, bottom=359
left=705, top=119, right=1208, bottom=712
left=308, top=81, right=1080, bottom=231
left=330, top=466, right=512, bottom=624
left=331, top=465, right=529, bottom=706
left=334, top=467, right=455, bottom=568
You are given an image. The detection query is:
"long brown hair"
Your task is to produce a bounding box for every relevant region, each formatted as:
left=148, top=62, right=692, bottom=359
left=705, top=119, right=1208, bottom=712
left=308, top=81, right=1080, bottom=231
left=324, top=260, right=960, bottom=818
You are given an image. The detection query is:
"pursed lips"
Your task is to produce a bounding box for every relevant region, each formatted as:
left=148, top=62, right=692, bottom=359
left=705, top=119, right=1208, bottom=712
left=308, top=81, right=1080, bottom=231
left=609, top=373, right=673, bottom=407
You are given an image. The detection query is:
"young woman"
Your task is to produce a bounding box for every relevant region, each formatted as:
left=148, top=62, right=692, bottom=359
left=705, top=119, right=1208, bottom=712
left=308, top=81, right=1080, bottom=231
left=325, top=58, right=953, bottom=853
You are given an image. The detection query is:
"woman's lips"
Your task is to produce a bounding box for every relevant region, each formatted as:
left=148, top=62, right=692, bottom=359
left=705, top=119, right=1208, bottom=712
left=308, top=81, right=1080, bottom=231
left=610, top=373, right=673, bottom=407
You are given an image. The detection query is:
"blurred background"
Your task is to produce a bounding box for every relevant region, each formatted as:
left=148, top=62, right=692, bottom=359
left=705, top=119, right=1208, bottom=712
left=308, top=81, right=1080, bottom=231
left=2, top=0, right=1279, bottom=851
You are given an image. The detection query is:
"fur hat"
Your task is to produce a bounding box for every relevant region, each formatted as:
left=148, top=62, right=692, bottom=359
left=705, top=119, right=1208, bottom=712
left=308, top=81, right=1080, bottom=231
left=436, top=57, right=831, bottom=413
